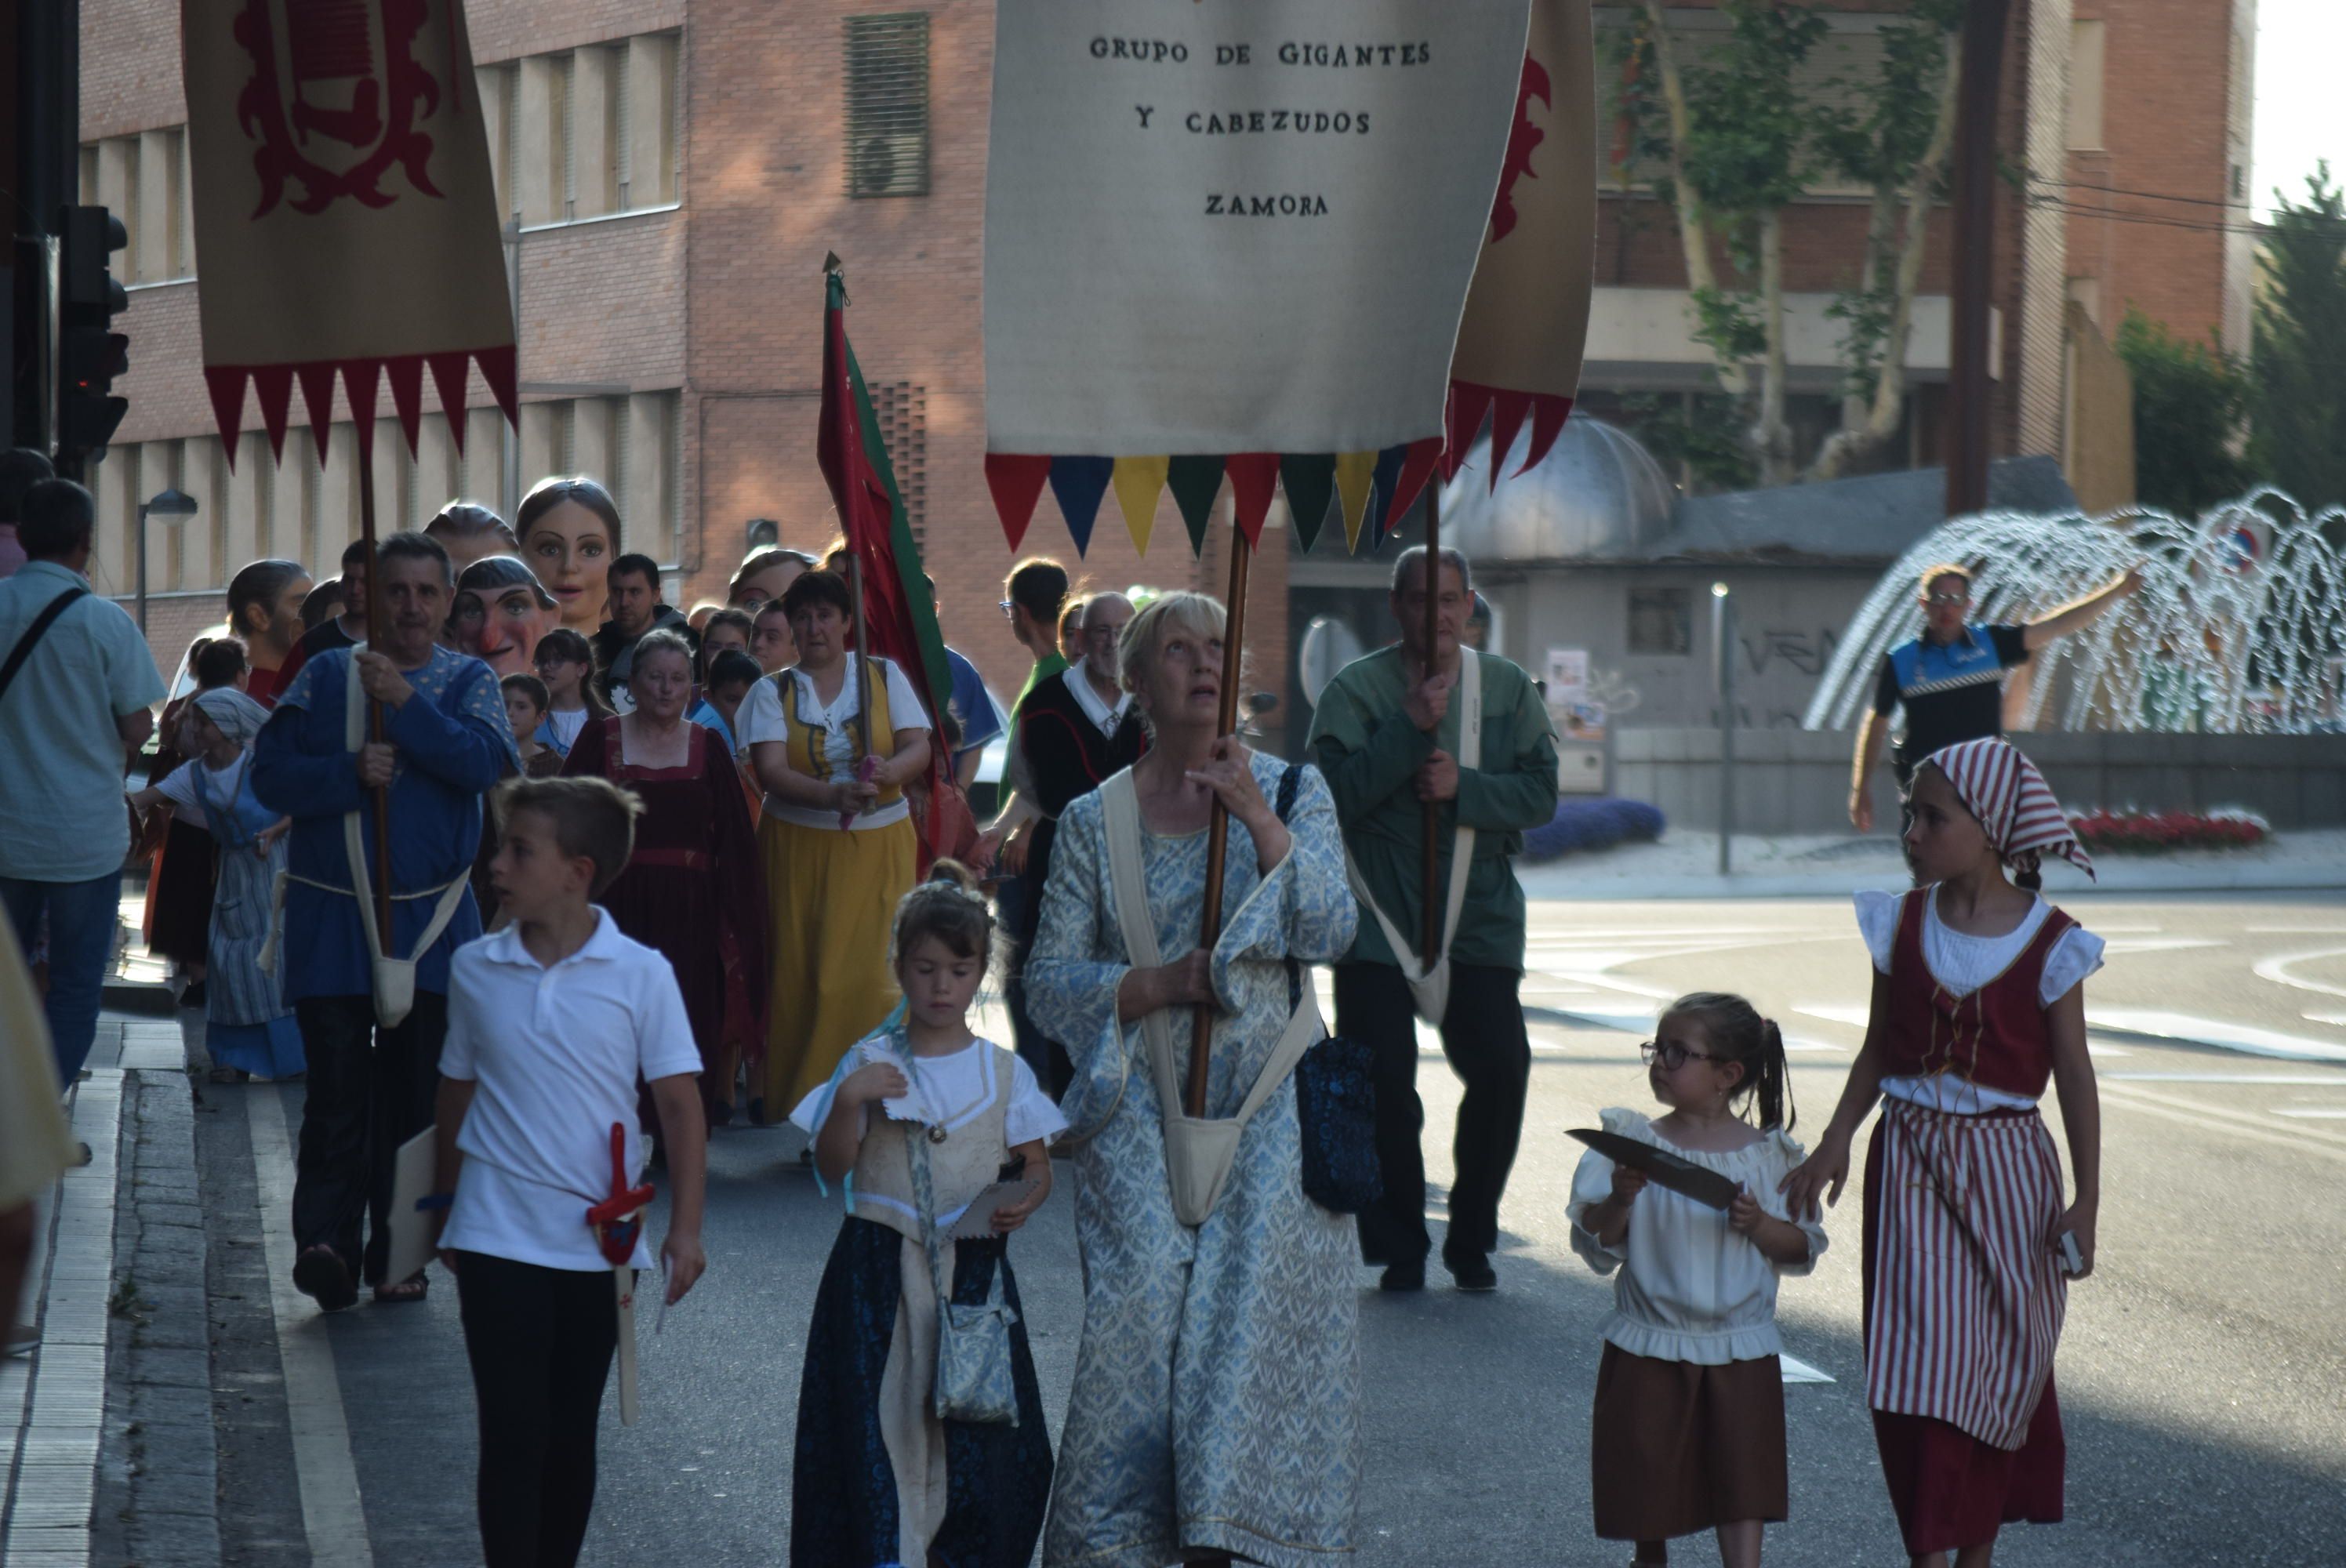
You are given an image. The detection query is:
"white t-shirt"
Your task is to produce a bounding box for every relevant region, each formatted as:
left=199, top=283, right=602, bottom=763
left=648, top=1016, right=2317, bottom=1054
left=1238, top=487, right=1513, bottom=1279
left=153, top=754, right=250, bottom=831
left=438, top=911, right=702, bottom=1271
left=1854, top=888, right=2106, bottom=1112
left=1567, top=1106, right=1826, bottom=1364
left=545, top=705, right=590, bottom=753
left=738, top=658, right=930, bottom=831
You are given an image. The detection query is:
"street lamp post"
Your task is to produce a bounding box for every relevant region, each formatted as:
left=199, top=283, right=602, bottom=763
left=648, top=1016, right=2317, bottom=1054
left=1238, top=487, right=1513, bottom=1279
left=136, top=487, right=200, bottom=634
left=1712, top=581, right=1734, bottom=877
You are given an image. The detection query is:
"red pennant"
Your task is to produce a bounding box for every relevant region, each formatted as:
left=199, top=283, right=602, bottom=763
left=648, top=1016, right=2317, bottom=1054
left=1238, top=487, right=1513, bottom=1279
left=1385, top=437, right=1444, bottom=529
left=296, top=362, right=340, bottom=466
left=1520, top=394, right=1574, bottom=475
left=1443, top=381, right=1490, bottom=482
left=343, top=358, right=383, bottom=463
left=205, top=369, right=249, bottom=470
left=427, top=352, right=473, bottom=454
left=252, top=365, right=295, bottom=464
left=385, top=355, right=427, bottom=457
left=478, top=343, right=520, bottom=430
left=1226, top=452, right=1280, bottom=546
left=985, top=453, right=1053, bottom=550
left=1489, top=389, right=1533, bottom=489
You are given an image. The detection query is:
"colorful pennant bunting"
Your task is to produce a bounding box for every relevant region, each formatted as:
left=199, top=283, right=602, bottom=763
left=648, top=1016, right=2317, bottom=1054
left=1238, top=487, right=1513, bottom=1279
left=1166, top=456, right=1226, bottom=556
left=1280, top=455, right=1336, bottom=554
left=1047, top=456, right=1115, bottom=557
left=1335, top=450, right=1378, bottom=554
left=984, top=453, right=1053, bottom=552
left=1110, top=456, right=1170, bottom=555
left=1226, top=453, right=1280, bottom=548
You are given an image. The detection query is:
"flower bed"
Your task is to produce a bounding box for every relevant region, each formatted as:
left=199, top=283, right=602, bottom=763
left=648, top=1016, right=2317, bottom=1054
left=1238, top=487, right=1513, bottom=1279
left=2066, top=807, right=2270, bottom=853
left=1523, top=798, right=1667, bottom=862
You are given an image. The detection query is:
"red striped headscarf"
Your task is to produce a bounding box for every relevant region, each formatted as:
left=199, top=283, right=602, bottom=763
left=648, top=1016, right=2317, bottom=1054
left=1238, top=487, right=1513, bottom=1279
left=1919, top=737, right=2096, bottom=883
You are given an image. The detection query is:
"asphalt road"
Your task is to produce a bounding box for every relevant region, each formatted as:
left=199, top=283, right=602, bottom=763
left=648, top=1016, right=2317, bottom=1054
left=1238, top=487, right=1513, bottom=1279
left=191, top=891, right=2346, bottom=1566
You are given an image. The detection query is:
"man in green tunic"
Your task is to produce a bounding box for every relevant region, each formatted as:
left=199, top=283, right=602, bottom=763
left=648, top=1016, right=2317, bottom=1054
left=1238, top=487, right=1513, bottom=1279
left=1307, top=546, right=1559, bottom=1292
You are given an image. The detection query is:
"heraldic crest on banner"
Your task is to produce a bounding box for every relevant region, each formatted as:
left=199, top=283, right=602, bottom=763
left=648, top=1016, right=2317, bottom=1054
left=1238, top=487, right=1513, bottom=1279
left=233, top=0, right=448, bottom=218
left=187, top=0, right=515, bottom=469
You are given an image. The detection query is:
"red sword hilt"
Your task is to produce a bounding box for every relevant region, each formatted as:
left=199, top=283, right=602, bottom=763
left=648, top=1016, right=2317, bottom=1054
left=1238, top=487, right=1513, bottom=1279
left=585, top=1122, right=657, bottom=1268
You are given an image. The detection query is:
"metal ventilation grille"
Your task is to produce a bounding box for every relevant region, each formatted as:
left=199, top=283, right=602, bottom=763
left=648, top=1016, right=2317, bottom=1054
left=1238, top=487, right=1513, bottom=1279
left=844, top=13, right=930, bottom=198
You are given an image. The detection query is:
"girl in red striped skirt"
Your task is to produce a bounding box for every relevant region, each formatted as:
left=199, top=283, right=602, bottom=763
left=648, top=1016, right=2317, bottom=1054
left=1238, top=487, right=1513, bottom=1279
left=1784, top=738, right=2104, bottom=1567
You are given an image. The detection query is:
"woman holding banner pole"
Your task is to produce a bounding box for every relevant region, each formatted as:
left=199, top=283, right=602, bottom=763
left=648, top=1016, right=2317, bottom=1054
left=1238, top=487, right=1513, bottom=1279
left=1028, top=589, right=1362, bottom=1568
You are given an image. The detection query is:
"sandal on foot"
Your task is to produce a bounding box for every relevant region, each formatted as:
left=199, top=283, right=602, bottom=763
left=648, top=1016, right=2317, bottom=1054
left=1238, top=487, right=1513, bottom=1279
left=292, top=1245, right=358, bottom=1312
left=372, top=1274, right=429, bottom=1306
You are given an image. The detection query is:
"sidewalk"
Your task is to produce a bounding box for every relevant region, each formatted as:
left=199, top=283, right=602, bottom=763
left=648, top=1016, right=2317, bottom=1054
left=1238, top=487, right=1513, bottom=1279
left=1, top=1018, right=219, bottom=1567
left=1519, top=826, right=2346, bottom=901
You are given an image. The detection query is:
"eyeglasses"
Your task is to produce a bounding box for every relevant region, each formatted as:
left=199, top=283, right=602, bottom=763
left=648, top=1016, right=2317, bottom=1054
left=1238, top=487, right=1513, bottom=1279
left=1640, top=1040, right=1723, bottom=1071
left=1000, top=599, right=1017, bottom=620
left=1926, top=592, right=1969, bottom=607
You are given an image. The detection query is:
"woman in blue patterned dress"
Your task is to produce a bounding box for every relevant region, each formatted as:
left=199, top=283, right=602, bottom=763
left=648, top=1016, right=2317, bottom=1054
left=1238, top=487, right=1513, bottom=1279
left=1026, top=591, right=1362, bottom=1568
left=128, top=688, right=303, bottom=1082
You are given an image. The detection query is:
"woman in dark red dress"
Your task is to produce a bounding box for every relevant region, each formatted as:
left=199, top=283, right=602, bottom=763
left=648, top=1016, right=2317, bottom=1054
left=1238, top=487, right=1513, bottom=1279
left=561, top=629, right=767, bottom=1127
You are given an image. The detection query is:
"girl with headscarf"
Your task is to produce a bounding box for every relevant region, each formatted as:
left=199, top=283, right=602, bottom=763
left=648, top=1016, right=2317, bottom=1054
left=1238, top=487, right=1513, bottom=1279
left=128, top=688, right=304, bottom=1083
left=1784, top=738, right=2104, bottom=1566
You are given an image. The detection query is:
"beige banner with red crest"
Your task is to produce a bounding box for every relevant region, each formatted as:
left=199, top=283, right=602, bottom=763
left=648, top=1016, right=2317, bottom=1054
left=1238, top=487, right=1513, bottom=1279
left=183, top=0, right=516, bottom=463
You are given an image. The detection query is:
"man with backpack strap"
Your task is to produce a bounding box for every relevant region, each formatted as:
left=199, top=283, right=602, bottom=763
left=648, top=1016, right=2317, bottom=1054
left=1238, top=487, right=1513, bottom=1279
left=0, top=476, right=165, bottom=1087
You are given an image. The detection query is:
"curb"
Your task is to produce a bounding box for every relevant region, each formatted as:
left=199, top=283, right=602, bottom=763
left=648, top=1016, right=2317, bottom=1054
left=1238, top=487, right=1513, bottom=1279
left=100, top=981, right=176, bottom=1019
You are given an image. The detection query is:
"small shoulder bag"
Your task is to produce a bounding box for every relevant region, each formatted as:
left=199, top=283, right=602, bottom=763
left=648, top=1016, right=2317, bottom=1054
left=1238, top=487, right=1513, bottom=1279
left=1276, top=764, right=1383, bottom=1215
left=906, top=1106, right=1021, bottom=1426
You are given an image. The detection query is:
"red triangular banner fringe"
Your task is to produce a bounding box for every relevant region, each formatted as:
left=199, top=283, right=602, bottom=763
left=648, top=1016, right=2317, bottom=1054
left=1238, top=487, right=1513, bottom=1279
left=1226, top=452, right=1280, bottom=547
left=252, top=365, right=295, bottom=465
left=343, top=359, right=383, bottom=465
left=427, top=352, right=474, bottom=455
left=1443, top=381, right=1491, bottom=483
left=1487, top=389, right=1533, bottom=491
left=385, top=355, right=427, bottom=456
left=205, top=369, right=249, bottom=472
left=1519, top=394, right=1574, bottom=476
left=1385, top=437, right=1444, bottom=532
left=985, top=453, right=1054, bottom=550
left=296, top=362, right=339, bottom=465
left=202, top=349, right=521, bottom=471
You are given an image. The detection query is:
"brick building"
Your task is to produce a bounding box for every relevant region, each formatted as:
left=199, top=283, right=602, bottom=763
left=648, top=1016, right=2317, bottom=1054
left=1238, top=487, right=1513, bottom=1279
left=74, top=1, right=2249, bottom=745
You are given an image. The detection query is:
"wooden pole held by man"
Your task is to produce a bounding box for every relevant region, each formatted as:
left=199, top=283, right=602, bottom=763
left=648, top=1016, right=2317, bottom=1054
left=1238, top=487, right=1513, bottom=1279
left=355, top=434, right=393, bottom=944
left=1420, top=485, right=1444, bottom=963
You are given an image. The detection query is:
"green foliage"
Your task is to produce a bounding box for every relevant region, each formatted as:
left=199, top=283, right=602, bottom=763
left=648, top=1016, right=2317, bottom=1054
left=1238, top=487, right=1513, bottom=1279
left=1622, top=392, right=1756, bottom=494
left=2114, top=309, right=2250, bottom=517
left=2250, top=165, right=2346, bottom=509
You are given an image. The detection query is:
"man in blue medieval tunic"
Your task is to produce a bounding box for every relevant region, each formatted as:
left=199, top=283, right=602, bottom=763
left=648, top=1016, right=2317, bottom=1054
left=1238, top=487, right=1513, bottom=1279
left=255, top=531, right=517, bottom=1312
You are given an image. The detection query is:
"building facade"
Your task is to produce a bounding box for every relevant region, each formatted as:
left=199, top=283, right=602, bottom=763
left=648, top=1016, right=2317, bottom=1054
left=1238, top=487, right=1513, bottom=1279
left=76, top=0, right=2249, bottom=745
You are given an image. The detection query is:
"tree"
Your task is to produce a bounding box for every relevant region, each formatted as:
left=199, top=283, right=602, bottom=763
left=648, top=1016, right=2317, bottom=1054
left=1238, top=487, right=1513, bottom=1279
left=1617, top=3, right=1959, bottom=488
left=1626, top=0, right=1825, bottom=485
left=2250, top=166, right=2346, bottom=509
left=1806, top=1, right=1964, bottom=481
left=2114, top=309, right=2248, bottom=517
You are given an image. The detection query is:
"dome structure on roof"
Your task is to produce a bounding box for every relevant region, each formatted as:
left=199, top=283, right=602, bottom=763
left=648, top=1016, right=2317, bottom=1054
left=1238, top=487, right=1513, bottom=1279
left=1436, top=417, right=1677, bottom=564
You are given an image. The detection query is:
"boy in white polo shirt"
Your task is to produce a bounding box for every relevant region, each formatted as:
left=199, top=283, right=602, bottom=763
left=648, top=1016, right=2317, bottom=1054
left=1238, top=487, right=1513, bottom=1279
left=427, top=775, right=707, bottom=1568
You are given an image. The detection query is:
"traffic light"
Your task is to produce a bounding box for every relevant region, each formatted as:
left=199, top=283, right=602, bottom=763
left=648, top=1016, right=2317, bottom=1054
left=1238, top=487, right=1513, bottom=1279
left=58, top=205, right=129, bottom=470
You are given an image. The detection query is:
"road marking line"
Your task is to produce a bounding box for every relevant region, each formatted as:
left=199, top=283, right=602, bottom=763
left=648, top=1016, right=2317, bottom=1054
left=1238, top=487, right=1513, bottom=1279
left=245, top=1090, right=374, bottom=1568
left=2087, top=1007, right=2346, bottom=1063
left=2103, top=1071, right=2346, bottom=1084
left=2098, top=1080, right=2346, bottom=1151
left=2271, top=1107, right=2346, bottom=1119
left=2096, top=1083, right=2346, bottom=1164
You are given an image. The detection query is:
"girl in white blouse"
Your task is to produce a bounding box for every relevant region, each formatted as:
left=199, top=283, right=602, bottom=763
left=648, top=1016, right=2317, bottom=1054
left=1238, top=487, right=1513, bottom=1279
left=1569, top=992, right=1825, bottom=1568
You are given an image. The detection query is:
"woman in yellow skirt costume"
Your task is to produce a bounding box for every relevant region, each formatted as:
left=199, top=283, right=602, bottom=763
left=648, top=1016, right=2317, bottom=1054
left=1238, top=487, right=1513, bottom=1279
left=741, top=568, right=932, bottom=1122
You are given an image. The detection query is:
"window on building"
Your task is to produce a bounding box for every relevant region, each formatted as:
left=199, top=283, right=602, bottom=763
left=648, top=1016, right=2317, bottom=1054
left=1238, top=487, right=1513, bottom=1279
left=490, top=31, right=681, bottom=227
left=77, top=127, right=194, bottom=283
left=2068, top=20, right=2106, bottom=151
left=1628, top=587, right=1693, bottom=656
left=844, top=13, right=931, bottom=198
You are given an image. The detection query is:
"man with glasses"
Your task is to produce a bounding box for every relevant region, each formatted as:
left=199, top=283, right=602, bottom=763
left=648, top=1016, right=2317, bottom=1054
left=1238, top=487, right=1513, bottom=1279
left=1850, top=561, right=2141, bottom=833
left=997, top=590, right=1146, bottom=1092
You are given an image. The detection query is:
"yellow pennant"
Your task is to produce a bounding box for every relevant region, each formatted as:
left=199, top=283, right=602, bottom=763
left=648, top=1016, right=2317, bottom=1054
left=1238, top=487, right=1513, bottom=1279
left=1112, top=456, right=1171, bottom=555
left=1335, top=450, right=1378, bottom=553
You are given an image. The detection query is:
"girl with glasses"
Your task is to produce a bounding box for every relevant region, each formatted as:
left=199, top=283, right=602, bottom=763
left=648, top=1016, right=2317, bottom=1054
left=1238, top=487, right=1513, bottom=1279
left=1569, top=993, right=1821, bottom=1568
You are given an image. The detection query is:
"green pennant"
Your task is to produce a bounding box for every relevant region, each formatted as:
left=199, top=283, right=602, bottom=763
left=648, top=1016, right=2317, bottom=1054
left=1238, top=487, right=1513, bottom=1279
left=1165, top=456, right=1226, bottom=557
left=1279, top=454, right=1336, bottom=554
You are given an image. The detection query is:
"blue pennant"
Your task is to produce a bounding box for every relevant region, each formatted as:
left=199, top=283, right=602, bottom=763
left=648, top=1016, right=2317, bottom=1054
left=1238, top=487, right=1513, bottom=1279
left=1047, top=456, right=1116, bottom=557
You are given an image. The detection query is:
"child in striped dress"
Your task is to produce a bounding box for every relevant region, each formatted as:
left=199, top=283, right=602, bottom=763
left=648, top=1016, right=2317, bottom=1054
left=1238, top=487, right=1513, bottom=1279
left=1571, top=992, right=1825, bottom=1567
left=1784, top=738, right=2105, bottom=1567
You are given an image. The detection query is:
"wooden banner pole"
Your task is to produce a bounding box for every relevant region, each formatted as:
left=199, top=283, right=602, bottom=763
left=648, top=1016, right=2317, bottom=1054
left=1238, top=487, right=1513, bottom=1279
left=1420, top=483, right=1443, bottom=964
left=355, top=431, right=393, bottom=946
left=1187, top=522, right=1253, bottom=1118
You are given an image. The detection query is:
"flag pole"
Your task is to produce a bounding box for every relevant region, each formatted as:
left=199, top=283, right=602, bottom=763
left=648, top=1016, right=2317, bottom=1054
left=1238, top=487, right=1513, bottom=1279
left=355, top=429, right=394, bottom=946
left=1420, top=480, right=1443, bottom=964
left=1187, top=522, right=1252, bottom=1118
